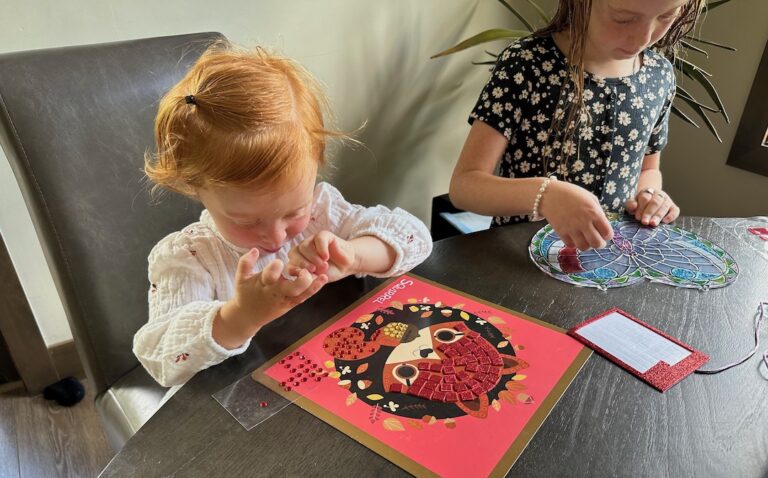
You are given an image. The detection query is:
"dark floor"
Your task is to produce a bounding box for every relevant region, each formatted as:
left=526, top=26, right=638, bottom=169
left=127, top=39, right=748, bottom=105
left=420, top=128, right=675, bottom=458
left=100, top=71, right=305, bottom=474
left=0, top=381, right=114, bottom=478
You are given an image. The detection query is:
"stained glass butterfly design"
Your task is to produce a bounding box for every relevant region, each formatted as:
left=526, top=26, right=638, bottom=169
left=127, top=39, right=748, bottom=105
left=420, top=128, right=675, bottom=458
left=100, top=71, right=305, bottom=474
left=529, top=218, right=738, bottom=291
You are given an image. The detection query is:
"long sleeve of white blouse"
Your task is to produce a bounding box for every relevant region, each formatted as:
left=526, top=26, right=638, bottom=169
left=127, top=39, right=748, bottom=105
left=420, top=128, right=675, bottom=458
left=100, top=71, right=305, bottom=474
left=133, top=182, right=432, bottom=387
left=133, top=236, right=250, bottom=387
left=312, top=183, right=432, bottom=277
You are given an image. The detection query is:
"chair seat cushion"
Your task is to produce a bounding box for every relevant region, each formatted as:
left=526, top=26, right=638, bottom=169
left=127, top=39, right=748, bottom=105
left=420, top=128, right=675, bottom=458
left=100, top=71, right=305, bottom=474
left=95, top=366, right=169, bottom=451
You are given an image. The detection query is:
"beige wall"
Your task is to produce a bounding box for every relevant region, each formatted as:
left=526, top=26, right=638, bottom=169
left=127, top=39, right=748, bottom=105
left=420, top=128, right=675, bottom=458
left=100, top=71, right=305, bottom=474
left=662, top=1, right=768, bottom=217
left=0, top=0, right=513, bottom=344
left=1, top=0, right=766, bottom=344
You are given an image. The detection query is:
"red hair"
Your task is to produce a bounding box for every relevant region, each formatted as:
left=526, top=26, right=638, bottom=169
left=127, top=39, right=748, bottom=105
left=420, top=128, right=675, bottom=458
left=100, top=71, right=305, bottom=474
left=145, top=42, right=345, bottom=197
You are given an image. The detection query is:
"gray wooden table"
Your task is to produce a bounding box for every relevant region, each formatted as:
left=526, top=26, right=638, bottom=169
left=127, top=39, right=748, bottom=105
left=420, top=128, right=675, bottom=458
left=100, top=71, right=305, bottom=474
left=100, top=217, right=768, bottom=477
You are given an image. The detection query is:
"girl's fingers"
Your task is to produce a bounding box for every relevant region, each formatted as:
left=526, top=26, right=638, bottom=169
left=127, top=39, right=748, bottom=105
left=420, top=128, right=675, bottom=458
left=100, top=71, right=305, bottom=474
left=560, top=233, right=576, bottom=249
left=583, top=223, right=607, bottom=250
left=328, top=238, right=353, bottom=268
left=288, top=253, right=316, bottom=273
left=293, top=274, right=329, bottom=304
left=634, top=196, right=653, bottom=222
left=662, top=204, right=680, bottom=224
left=280, top=268, right=313, bottom=296
left=573, top=231, right=590, bottom=252
left=313, top=232, right=332, bottom=261
left=236, top=248, right=260, bottom=282
left=286, top=265, right=303, bottom=277
left=594, top=214, right=614, bottom=241
left=642, top=194, right=670, bottom=226
left=625, top=198, right=638, bottom=214
left=260, top=259, right=284, bottom=286
left=298, top=239, right=325, bottom=269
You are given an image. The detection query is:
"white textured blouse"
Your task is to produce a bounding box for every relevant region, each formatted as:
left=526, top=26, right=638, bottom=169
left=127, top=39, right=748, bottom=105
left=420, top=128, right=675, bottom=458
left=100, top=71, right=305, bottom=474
left=133, top=182, right=433, bottom=387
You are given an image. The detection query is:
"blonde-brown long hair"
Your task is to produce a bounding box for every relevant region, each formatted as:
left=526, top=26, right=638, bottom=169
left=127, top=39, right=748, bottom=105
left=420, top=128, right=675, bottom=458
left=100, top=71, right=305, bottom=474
left=533, top=0, right=705, bottom=174
left=145, top=42, right=347, bottom=198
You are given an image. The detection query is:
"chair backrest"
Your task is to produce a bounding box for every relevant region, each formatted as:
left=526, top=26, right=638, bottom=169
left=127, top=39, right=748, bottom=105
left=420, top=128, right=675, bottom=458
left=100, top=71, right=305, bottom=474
left=0, top=33, right=223, bottom=396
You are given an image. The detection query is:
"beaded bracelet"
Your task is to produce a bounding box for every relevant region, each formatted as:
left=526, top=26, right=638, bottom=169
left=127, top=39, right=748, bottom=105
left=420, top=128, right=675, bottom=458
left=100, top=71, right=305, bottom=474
left=530, top=176, right=557, bottom=222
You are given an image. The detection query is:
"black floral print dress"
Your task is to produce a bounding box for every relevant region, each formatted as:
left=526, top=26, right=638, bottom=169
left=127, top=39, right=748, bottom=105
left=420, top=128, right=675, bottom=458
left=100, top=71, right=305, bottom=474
left=469, top=34, right=676, bottom=227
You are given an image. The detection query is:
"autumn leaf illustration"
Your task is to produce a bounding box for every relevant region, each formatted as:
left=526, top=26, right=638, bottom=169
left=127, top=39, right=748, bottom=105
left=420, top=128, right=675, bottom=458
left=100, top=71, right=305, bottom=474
left=383, top=418, right=405, bottom=432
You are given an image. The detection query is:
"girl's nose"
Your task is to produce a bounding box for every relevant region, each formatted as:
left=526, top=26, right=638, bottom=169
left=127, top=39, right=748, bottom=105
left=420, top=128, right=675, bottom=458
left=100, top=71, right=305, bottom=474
left=635, top=24, right=655, bottom=51
left=262, top=221, right=287, bottom=246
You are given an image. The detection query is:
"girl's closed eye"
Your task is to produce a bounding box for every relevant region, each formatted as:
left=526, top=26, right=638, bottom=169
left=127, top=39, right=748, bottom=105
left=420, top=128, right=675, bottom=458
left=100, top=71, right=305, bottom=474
left=233, top=218, right=262, bottom=228
left=613, top=15, right=637, bottom=25
left=658, top=12, right=679, bottom=23
left=285, top=205, right=311, bottom=220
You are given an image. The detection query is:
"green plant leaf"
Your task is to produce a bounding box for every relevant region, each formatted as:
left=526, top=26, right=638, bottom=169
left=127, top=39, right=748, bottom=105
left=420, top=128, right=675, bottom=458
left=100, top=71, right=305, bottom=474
left=684, top=36, right=737, bottom=52
left=676, top=85, right=719, bottom=113
left=678, top=57, right=713, bottom=77
left=671, top=104, right=701, bottom=129
left=497, top=0, right=534, bottom=31
left=705, top=0, right=734, bottom=11
left=431, top=29, right=530, bottom=59
left=680, top=40, right=708, bottom=57
left=678, top=58, right=730, bottom=123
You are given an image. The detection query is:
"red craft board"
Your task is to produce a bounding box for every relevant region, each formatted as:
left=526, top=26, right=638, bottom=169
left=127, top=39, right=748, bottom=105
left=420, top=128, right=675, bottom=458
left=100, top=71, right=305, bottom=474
left=568, top=308, right=709, bottom=392
left=252, top=274, right=590, bottom=477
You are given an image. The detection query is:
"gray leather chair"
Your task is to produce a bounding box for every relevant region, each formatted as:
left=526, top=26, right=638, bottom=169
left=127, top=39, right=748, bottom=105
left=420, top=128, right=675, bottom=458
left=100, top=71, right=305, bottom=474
left=0, top=32, right=224, bottom=451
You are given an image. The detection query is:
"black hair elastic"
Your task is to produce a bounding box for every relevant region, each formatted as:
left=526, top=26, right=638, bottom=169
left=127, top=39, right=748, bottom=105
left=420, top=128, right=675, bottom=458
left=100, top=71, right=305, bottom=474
left=184, top=94, right=197, bottom=105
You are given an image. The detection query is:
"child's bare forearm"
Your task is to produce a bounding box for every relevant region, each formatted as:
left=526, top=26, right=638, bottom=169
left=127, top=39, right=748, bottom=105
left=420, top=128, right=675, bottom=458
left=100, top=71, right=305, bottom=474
left=213, top=300, right=266, bottom=350
left=450, top=171, right=548, bottom=217
left=349, top=236, right=397, bottom=275
left=636, top=168, right=662, bottom=193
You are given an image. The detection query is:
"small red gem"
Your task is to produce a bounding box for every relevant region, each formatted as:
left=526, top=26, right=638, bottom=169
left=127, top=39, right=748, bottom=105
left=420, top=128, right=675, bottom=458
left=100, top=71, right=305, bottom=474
left=301, top=377, right=308, bottom=382
left=293, top=381, right=300, bottom=386
left=260, top=401, right=268, bottom=408
left=315, top=377, right=322, bottom=382
left=285, top=386, right=292, bottom=391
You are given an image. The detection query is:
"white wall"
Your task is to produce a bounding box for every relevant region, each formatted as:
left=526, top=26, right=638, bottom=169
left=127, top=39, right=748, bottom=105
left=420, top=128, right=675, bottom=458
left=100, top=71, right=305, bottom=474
left=2, top=0, right=766, bottom=345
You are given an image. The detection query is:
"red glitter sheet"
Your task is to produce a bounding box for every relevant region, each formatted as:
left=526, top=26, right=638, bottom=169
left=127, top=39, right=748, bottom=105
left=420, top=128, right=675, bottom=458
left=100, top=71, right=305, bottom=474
left=568, top=308, right=709, bottom=392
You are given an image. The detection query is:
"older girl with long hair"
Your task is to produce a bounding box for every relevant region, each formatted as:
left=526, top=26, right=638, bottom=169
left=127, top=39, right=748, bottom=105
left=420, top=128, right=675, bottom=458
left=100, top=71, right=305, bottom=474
left=450, top=0, right=705, bottom=251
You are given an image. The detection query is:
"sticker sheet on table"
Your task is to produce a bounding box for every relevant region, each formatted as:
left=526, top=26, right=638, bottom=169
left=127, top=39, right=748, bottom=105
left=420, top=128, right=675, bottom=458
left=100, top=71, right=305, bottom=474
left=712, top=217, right=768, bottom=263
left=251, top=274, right=590, bottom=478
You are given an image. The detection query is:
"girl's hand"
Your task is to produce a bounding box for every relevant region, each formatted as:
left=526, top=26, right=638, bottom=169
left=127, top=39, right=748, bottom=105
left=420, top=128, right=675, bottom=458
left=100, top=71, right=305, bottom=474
left=287, top=231, right=360, bottom=283
left=214, top=249, right=328, bottom=348
left=625, top=188, right=679, bottom=227
left=539, top=180, right=614, bottom=251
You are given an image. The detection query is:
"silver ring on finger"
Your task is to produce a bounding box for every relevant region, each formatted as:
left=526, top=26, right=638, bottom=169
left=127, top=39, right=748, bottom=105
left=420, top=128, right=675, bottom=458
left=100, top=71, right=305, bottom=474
left=657, top=192, right=666, bottom=200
